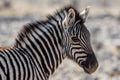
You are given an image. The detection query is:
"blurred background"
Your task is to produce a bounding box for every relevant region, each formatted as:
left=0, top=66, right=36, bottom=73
left=0, top=0, right=120, bottom=80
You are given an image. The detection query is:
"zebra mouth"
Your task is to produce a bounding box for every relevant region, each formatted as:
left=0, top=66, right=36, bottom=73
left=83, top=62, right=98, bottom=74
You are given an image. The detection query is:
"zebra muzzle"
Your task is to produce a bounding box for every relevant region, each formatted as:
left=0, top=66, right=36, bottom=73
left=83, top=61, right=98, bottom=74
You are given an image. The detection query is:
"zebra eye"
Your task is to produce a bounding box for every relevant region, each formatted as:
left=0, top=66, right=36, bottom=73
left=71, top=36, right=80, bottom=42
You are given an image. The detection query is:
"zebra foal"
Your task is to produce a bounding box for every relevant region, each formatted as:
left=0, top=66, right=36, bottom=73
left=0, top=6, right=98, bottom=80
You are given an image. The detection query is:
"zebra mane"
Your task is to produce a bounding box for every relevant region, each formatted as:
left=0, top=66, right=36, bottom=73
left=14, top=5, right=81, bottom=47
left=47, top=5, right=81, bottom=22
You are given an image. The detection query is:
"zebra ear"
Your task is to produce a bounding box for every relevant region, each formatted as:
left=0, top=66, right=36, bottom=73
left=63, top=8, right=75, bottom=27
left=80, top=6, right=90, bottom=23
left=67, top=9, right=76, bottom=25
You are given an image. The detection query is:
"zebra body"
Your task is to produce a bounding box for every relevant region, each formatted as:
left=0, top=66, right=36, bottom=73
left=0, top=6, right=98, bottom=80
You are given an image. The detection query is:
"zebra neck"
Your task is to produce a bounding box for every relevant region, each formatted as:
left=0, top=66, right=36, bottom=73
left=13, top=9, right=68, bottom=79
left=42, top=16, right=67, bottom=77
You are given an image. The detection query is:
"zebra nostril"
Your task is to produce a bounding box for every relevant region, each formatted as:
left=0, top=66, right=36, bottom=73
left=82, top=59, right=99, bottom=74
left=85, top=64, right=90, bottom=69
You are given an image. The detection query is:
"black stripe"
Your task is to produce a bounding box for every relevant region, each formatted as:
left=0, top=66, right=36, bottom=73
left=47, top=17, right=62, bottom=66
left=0, top=51, right=10, bottom=80
left=56, top=12, right=63, bottom=20
left=33, top=27, right=55, bottom=74
left=46, top=26, right=62, bottom=64
left=17, top=48, right=30, bottom=80
left=76, top=55, right=87, bottom=59
left=0, top=58, right=7, bottom=76
left=7, top=49, right=21, bottom=80
left=78, top=60, right=83, bottom=65
left=11, top=49, right=21, bottom=80
left=14, top=48, right=26, bottom=80
left=47, top=21, right=61, bottom=44
left=22, top=47, right=46, bottom=80
left=79, top=29, right=87, bottom=50
left=4, top=50, right=16, bottom=80
left=22, top=31, right=46, bottom=79
left=43, top=22, right=61, bottom=70
left=42, top=29, right=59, bottom=69
left=26, top=34, right=50, bottom=75
left=27, top=52, right=34, bottom=80
left=0, top=74, right=1, bottom=80
left=30, top=31, right=51, bottom=75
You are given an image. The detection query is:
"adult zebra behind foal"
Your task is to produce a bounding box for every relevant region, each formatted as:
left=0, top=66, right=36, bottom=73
left=0, top=6, right=98, bottom=80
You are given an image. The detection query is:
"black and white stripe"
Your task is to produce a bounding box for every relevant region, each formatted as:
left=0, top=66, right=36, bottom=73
left=0, top=6, right=98, bottom=80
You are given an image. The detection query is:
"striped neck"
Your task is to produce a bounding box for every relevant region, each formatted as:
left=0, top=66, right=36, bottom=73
left=13, top=8, right=70, bottom=79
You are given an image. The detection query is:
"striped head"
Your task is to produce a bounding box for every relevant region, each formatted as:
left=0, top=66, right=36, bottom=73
left=62, top=7, right=98, bottom=74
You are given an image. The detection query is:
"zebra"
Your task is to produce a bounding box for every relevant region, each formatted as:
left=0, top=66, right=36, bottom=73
left=0, top=6, right=98, bottom=80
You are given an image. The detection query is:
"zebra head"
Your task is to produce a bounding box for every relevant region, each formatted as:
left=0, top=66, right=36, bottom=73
left=62, top=7, right=98, bottom=74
